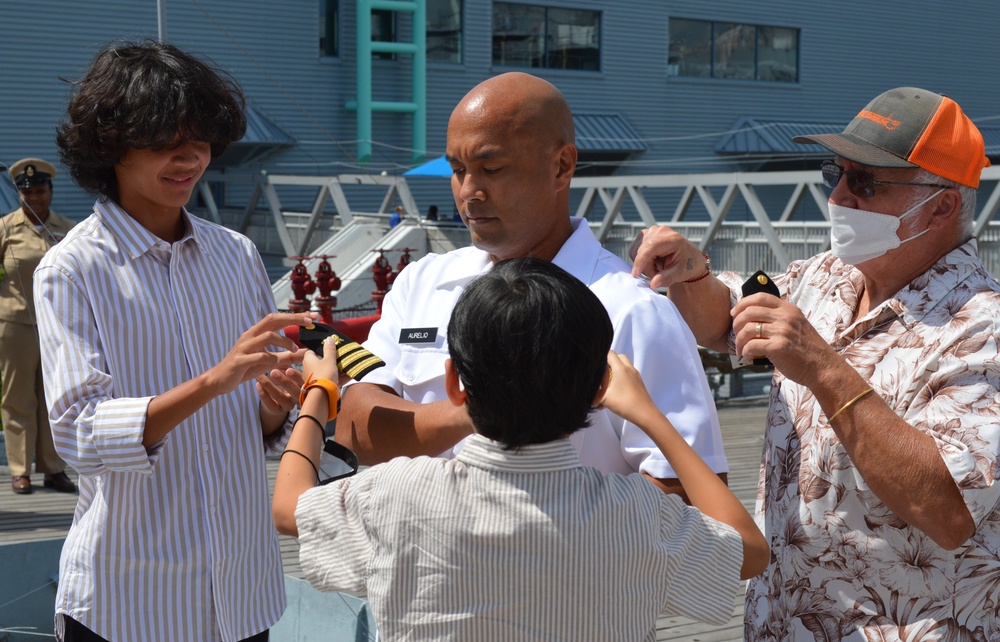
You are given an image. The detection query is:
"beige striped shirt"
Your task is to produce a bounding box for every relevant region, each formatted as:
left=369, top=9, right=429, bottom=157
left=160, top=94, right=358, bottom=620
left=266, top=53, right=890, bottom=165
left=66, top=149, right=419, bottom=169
left=296, top=434, right=743, bottom=641
left=35, top=200, right=288, bottom=642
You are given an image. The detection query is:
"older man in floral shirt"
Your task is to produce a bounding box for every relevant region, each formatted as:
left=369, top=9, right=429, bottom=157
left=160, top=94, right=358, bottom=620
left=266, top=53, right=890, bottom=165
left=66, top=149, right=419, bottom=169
left=630, top=87, right=1000, bottom=641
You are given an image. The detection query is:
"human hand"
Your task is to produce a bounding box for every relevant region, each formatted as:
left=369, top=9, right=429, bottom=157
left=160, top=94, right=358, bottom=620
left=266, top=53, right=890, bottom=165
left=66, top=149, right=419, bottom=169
left=597, top=351, right=657, bottom=424
left=732, top=293, right=837, bottom=385
left=302, top=334, right=341, bottom=383
left=205, top=312, right=316, bottom=396
left=256, top=367, right=304, bottom=421
left=629, top=225, right=706, bottom=289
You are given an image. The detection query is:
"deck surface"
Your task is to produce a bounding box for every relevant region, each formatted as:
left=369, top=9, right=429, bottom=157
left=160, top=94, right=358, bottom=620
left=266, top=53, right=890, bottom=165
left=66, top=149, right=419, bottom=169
left=0, top=397, right=769, bottom=641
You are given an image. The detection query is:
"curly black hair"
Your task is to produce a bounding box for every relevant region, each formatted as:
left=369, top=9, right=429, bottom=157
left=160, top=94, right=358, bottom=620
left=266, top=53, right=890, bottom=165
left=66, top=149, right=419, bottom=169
left=56, top=40, right=247, bottom=201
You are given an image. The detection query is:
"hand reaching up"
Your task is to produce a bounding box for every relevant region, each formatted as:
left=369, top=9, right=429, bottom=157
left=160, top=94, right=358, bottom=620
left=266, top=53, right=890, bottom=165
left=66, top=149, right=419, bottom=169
left=597, top=352, right=768, bottom=580
left=598, top=351, right=659, bottom=428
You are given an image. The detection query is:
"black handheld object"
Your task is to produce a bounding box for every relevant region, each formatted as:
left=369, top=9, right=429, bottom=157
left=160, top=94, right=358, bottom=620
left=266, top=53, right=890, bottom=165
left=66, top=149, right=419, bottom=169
left=299, top=322, right=386, bottom=381
left=319, top=438, right=360, bottom=485
left=740, top=270, right=780, bottom=367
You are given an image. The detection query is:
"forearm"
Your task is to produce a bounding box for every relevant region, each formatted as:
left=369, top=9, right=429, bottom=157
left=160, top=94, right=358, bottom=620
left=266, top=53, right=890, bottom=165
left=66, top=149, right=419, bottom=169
left=259, top=406, right=290, bottom=439
left=814, top=370, right=975, bottom=548
left=643, top=472, right=729, bottom=504
left=336, top=383, right=473, bottom=464
left=144, top=370, right=227, bottom=447
left=272, top=388, right=329, bottom=537
left=634, top=406, right=767, bottom=578
left=666, top=276, right=734, bottom=352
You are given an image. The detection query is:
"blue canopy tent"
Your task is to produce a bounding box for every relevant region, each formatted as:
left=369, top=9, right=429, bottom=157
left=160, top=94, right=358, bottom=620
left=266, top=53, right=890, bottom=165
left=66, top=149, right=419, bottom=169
left=403, top=155, right=451, bottom=177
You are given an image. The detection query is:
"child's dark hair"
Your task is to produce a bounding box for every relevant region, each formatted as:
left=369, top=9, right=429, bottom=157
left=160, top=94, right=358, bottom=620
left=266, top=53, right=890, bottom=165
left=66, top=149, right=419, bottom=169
left=56, top=40, right=247, bottom=201
left=447, top=257, right=613, bottom=449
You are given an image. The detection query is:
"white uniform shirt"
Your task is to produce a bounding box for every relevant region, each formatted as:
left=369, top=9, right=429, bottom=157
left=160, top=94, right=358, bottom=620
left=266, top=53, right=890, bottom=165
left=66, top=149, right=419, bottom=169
left=296, top=434, right=744, bottom=641
left=34, top=200, right=288, bottom=642
left=361, top=218, right=728, bottom=477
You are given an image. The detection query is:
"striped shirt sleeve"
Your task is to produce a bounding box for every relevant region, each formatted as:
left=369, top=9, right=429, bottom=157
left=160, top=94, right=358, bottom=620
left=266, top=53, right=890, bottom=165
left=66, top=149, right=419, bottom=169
left=35, top=259, right=159, bottom=475
left=295, top=471, right=376, bottom=596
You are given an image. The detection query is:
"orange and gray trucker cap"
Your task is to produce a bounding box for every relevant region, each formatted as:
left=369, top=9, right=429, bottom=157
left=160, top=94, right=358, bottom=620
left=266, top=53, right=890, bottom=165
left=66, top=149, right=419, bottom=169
left=794, top=87, right=990, bottom=188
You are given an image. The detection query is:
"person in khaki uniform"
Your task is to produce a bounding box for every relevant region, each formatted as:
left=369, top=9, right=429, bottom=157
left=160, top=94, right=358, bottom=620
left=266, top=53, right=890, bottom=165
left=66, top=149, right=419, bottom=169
left=1, top=158, right=77, bottom=494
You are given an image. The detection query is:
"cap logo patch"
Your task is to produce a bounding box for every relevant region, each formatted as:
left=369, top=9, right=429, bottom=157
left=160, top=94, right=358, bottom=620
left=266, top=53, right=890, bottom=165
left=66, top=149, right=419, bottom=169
left=857, top=110, right=900, bottom=131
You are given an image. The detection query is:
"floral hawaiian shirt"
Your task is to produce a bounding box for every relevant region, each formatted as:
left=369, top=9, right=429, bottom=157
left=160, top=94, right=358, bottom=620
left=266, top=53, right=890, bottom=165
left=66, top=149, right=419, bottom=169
left=719, top=240, right=1000, bottom=642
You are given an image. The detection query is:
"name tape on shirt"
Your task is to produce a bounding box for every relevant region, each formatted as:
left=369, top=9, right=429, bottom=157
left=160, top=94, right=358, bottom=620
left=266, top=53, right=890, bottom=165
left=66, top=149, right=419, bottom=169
left=399, top=327, right=438, bottom=344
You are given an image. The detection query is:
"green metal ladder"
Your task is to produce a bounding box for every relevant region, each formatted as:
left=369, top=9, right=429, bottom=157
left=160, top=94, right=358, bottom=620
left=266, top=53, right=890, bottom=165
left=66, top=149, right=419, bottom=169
left=350, top=0, right=427, bottom=165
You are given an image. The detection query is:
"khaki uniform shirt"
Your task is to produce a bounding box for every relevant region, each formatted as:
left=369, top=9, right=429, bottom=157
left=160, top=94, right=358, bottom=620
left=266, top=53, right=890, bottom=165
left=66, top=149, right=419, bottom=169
left=0, top=207, right=75, bottom=324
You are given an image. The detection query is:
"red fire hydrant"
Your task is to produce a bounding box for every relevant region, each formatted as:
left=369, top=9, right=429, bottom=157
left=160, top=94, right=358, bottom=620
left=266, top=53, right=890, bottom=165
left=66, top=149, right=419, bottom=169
left=313, top=255, right=341, bottom=324
left=371, top=250, right=393, bottom=313
left=288, top=257, right=316, bottom=313
left=390, top=247, right=417, bottom=285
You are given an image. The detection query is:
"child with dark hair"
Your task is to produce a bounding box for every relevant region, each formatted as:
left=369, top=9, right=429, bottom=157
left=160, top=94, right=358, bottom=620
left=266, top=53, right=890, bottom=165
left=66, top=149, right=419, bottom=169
left=444, top=255, right=614, bottom=449
left=273, top=257, right=768, bottom=641
left=36, top=40, right=316, bottom=642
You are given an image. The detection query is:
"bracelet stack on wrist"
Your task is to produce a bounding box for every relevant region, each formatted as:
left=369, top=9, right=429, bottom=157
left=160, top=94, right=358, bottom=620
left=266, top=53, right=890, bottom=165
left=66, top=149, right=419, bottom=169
left=300, top=372, right=341, bottom=422
left=681, top=253, right=711, bottom=284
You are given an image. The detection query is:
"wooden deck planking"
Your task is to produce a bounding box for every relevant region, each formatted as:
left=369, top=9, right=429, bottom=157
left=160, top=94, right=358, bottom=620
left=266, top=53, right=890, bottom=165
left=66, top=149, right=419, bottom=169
left=0, top=397, right=770, bottom=642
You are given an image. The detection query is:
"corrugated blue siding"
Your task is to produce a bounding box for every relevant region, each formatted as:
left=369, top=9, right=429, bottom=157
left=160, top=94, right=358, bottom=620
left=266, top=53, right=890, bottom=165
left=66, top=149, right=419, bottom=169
left=2, top=0, right=1000, bottom=222
left=0, top=1, right=158, bottom=218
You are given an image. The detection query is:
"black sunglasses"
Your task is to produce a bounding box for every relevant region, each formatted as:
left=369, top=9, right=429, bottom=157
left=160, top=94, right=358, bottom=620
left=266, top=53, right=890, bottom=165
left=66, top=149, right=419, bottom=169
left=820, top=160, right=952, bottom=199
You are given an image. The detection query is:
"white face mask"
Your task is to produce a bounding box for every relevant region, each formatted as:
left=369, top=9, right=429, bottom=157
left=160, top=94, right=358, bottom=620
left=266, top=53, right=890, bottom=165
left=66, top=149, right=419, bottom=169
left=828, top=189, right=943, bottom=265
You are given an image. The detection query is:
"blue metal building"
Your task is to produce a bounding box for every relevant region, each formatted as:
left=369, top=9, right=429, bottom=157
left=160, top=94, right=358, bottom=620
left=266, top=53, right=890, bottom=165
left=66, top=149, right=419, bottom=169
left=2, top=0, right=1000, bottom=221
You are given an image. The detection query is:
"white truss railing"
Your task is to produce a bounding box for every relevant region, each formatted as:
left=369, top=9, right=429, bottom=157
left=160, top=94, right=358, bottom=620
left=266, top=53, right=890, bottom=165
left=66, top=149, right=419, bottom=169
left=200, top=166, right=1000, bottom=279
left=572, top=166, right=1000, bottom=274
left=200, top=170, right=422, bottom=258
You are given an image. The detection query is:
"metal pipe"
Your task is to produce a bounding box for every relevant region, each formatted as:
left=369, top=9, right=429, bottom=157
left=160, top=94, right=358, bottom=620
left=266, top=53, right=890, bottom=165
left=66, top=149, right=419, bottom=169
left=157, top=0, right=167, bottom=42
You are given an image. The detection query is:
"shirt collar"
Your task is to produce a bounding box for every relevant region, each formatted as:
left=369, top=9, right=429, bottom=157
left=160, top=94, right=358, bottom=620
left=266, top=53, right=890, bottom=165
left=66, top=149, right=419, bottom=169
left=94, top=199, right=202, bottom=260
left=7, top=207, right=29, bottom=227
left=839, top=239, right=984, bottom=329
left=552, top=217, right=602, bottom=284
left=888, top=238, right=983, bottom=327
left=433, top=247, right=493, bottom=289
left=7, top=207, right=67, bottom=239
left=456, top=434, right=582, bottom=472
left=433, top=216, right=597, bottom=290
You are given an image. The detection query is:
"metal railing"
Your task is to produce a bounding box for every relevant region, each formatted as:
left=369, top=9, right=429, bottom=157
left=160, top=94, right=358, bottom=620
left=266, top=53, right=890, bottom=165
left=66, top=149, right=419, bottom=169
left=574, top=165, right=1000, bottom=274
left=202, top=165, right=1000, bottom=277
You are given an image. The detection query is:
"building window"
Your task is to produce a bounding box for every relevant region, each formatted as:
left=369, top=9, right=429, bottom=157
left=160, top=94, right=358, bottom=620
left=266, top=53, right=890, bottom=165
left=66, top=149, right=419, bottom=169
left=320, top=0, right=338, bottom=57
left=493, top=3, right=600, bottom=71
left=428, top=0, right=462, bottom=63
left=372, top=9, right=396, bottom=60
left=668, top=18, right=798, bottom=83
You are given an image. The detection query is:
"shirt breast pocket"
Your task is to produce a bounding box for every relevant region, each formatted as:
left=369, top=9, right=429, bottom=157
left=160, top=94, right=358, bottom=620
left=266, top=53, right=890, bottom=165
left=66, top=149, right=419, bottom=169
left=394, top=345, right=450, bottom=403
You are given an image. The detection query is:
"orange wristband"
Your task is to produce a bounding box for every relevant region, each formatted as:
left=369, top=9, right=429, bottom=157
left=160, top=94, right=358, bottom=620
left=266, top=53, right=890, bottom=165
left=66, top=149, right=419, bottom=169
left=300, top=372, right=341, bottom=422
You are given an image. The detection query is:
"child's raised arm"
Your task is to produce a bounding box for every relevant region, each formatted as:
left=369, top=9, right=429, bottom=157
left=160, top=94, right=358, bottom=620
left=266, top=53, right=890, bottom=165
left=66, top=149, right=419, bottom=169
left=272, top=335, right=342, bottom=537
left=599, top=351, right=769, bottom=579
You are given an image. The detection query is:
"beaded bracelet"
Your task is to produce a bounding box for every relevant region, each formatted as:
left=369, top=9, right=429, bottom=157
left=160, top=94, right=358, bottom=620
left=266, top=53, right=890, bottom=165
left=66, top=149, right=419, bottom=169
left=682, top=253, right=711, bottom=284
